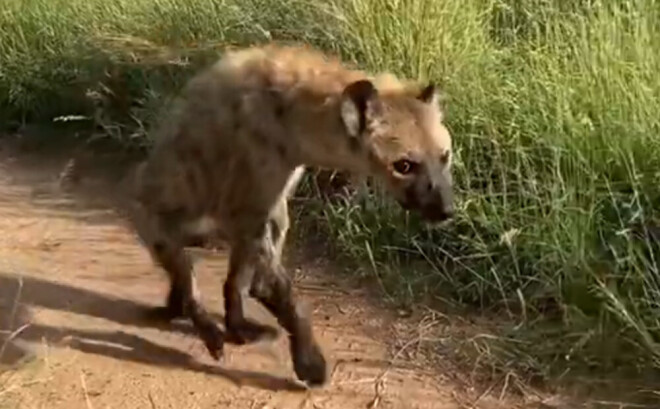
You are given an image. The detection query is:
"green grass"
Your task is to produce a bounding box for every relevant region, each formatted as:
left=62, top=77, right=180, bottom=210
left=1, top=0, right=659, bottom=393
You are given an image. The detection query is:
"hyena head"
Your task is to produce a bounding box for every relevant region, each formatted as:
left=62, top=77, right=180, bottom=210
left=340, top=79, right=454, bottom=222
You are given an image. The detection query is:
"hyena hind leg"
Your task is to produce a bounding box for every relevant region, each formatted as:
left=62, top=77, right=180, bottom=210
left=131, top=204, right=225, bottom=360
left=223, top=231, right=280, bottom=346
left=151, top=235, right=225, bottom=360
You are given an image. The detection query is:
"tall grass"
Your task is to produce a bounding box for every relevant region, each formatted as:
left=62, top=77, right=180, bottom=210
left=1, top=0, right=659, bottom=385
left=0, top=0, right=343, bottom=140
left=324, top=0, right=660, bottom=380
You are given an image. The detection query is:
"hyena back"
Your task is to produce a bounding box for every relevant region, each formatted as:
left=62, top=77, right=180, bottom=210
left=127, top=43, right=454, bottom=386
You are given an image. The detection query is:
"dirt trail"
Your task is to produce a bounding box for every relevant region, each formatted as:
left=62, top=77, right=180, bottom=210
left=0, top=139, right=522, bottom=409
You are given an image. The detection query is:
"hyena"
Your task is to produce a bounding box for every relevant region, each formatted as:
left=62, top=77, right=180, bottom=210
left=126, top=44, right=454, bottom=386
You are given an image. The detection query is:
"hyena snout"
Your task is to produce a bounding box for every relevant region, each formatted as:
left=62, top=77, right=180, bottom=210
left=423, top=188, right=454, bottom=222
left=401, top=177, right=454, bottom=222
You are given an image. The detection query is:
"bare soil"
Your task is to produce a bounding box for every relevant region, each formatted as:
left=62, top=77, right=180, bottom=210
left=0, top=136, right=557, bottom=409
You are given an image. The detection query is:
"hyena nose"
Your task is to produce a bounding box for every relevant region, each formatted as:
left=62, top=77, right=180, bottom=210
left=441, top=205, right=454, bottom=220
left=431, top=186, right=454, bottom=221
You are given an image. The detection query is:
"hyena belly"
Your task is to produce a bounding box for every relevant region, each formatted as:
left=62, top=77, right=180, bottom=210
left=181, top=215, right=225, bottom=249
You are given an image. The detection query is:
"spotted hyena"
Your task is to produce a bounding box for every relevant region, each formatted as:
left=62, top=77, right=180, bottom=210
left=126, top=43, right=454, bottom=386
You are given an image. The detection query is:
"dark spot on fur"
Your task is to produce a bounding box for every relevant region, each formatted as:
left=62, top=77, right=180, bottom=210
left=230, top=99, right=241, bottom=115
left=262, top=76, right=274, bottom=89
left=275, top=104, right=285, bottom=119
left=187, top=145, right=215, bottom=195
left=230, top=99, right=242, bottom=131
left=348, top=136, right=361, bottom=153
left=249, top=221, right=268, bottom=240
left=252, top=130, right=270, bottom=147
left=276, top=142, right=288, bottom=159
left=268, top=218, right=281, bottom=243
left=186, top=168, right=201, bottom=199
left=157, top=207, right=189, bottom=234
left=188, top=145, right=204, bottom=162
left=266, top=89, right=287, bottom=120
left=153, top=240, right=166, bottom=254
left=184, top=234, right=209, bottom=248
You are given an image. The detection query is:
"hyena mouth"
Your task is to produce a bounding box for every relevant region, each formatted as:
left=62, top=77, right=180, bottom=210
left=398, top=198, right=416, bottom=211
left=396, top=201, right=453, bottom=225
left=419, top=205, right=454, bottom=223
left=398, top=195, right=453, bottom=223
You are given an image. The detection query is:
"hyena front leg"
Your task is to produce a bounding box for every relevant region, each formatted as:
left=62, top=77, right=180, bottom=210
left=249, top=200, right=328, bottom=386
left=134, top=205, right=225, bottom=359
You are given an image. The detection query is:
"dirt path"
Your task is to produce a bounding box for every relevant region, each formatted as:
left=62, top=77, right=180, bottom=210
left=0, top=139, right=525, bottom=409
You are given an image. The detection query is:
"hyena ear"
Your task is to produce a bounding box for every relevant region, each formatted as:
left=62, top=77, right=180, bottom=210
left=417, top=83, right=438, bottom=105
left=340, top=79, right=381, bottom=138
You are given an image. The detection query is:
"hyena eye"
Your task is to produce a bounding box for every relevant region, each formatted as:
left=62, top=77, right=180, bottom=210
left=392, top=159, right=418, bottom=175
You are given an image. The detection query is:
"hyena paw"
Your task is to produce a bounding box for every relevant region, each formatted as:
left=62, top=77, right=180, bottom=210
left=145, top=305, right=185, bottom=322
left=197, top=320, right=225, bottom=360
left=291, top=338, right=327, bottom=387
left=225, top=319, right=279, bottom=345
left=145, top=288, right=186, bottom=322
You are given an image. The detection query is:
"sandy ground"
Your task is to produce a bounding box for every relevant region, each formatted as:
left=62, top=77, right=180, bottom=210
left=0, top=138, right=539, bottom=409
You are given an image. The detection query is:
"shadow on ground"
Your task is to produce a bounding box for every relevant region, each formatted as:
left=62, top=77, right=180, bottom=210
left=0, top=273, right=306, bottom=392
left=0, top=134, right=319, bottom=393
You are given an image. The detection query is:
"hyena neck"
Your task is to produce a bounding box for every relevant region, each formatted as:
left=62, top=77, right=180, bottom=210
left=292, top=97, right=370, bottom=176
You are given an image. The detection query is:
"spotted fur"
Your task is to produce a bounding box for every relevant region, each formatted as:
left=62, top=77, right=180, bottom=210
left=125, top=43, right=454, bottom=386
